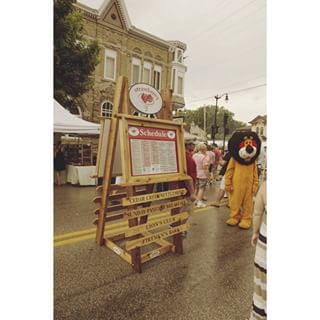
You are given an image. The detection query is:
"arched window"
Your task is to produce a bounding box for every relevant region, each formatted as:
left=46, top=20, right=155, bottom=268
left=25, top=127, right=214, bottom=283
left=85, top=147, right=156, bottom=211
left=101, top=101, right=113, bottom=118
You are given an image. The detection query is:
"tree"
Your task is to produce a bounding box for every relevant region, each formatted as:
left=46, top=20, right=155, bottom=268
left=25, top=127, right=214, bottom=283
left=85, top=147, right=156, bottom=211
left=176, top=105, right=247, bottom=140
left=54, top=0, right=100, bottom=112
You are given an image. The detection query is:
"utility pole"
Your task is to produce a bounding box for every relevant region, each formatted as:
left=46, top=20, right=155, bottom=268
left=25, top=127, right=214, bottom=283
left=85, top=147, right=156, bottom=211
left=211, top=93, right=229, bottom=143
left=222, top=112, right=229, bottom=153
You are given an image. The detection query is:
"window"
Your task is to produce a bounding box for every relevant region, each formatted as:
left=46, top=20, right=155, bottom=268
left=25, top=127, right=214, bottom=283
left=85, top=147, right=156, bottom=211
left=172, top=68, right=185, bottom=96
left=153, top=65, right=161, bottom=90
left=104, top=48, right=117, bottom=81
left=177, top=75, right=183, bottom=95
left=260, top=127, right=264, bottom=135
left=101, top=101, right=113, bottom=118
left=132, top=57, right=141, bottom=84
left=143, top=61, right=152, bottom=84
left=256, top=127, right=260, bottom=135
left=176, top=49, right=183, bottom=63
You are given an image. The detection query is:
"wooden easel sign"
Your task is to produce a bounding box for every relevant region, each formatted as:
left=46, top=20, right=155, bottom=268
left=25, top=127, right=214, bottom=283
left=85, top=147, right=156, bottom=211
left=93, top=76, right=191, bottom=273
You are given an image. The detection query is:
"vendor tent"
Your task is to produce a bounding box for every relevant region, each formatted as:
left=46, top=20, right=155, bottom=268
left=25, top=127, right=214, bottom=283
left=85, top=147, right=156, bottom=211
left=54, top=99, right=100, bottom=134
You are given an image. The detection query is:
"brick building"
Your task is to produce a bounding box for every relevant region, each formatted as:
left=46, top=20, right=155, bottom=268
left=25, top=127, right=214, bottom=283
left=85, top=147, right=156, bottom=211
left=74, top=0, right=188, bottom=122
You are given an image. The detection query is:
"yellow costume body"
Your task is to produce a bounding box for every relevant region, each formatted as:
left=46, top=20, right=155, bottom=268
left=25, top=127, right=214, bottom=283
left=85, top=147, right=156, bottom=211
left=224, top=157, right=259, bottom=229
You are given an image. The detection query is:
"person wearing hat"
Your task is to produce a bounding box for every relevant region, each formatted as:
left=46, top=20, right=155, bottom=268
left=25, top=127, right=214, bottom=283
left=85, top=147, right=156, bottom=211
left=192, top=142, right=210, bottom=208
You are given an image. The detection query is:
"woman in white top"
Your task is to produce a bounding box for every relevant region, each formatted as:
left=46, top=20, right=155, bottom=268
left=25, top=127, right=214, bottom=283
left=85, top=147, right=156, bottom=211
left=192, top=143, right=210, bottom=208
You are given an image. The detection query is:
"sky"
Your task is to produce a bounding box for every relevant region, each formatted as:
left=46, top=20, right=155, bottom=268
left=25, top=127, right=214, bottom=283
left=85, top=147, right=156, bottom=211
left=78, top=0, right=266, bottom=123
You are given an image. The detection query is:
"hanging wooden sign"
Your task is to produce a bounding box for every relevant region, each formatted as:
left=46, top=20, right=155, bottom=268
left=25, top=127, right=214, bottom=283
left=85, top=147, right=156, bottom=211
left=122, top=188, right=187, bottom=206
left=129, top=83, right=163, bottom=115
left=123, top=199, right=188, bottom=220
left=125, top=211, right=189, bottom=237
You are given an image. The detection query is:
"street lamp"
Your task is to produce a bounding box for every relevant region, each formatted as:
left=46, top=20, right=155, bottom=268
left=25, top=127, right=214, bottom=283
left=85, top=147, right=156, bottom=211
left=211, top=93, right=229, bottom=143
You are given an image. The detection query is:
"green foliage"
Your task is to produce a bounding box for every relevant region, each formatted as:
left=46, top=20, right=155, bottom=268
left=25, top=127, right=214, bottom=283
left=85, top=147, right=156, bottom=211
left=177, top=105, right=247, bottom=139
left=54, top=0, right=100, bottom=109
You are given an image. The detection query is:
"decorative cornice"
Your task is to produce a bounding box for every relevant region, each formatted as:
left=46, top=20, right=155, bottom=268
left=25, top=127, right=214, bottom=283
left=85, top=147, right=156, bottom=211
left=75, top=1, right=186, bottom=51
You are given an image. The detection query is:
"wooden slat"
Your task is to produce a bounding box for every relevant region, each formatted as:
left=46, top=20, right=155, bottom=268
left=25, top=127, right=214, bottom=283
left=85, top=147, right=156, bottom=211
left=115, top=113, right=185, bottom=127
left=105, top=239, right=132, bottom=264
left=141, top=245, right=173, bottom=264
left=125, top=212, right=189, bottom=237
left=142, top=231, right=174, bottom=249
left=126, top=224, right=188, bottom=251
left=122, top=188, right=187, bottom=206
left=93, top=196, right=102, bottom=204
left=123, top=199, right=187, bottom=220
left=119, top=174, right=191, bottom=187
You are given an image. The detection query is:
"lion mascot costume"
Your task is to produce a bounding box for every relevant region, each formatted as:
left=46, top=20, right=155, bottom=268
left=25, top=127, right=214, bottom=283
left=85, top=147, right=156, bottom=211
left=224, top=131, right=261, bottom=229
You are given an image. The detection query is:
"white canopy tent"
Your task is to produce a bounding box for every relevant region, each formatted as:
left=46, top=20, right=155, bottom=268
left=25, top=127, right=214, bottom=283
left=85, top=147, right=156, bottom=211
left=54, top=99, right=100, bottom=134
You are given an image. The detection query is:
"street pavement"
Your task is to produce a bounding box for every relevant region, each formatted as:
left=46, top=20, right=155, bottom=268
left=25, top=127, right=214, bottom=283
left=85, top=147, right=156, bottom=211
left=54, top=183, right=255, bottom=320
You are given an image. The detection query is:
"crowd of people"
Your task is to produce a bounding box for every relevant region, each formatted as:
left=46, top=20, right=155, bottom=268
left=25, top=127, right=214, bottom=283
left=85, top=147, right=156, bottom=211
left=184, top=138, right=229, bottom=208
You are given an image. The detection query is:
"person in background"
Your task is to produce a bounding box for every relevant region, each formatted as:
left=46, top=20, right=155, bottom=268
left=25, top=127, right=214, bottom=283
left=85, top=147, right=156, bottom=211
left=179, top=138, right=198, bottom=238
left=212, top=143, right=221, bottom=181
left=249, top=181, right=267, bottom=320
left=211, top=149, right=231, bottom=208
left=54, top=142, right=66, bottom=186
left=192, top=142, right=210, bottom=208
left=257, top=145, right=267, bottom=183
left=184, top=138, right=197, bottom=201
left=206, top=144, right=216, bottom=185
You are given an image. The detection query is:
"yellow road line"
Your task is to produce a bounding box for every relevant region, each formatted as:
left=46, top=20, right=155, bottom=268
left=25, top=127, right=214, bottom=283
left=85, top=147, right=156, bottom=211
left=54, top=233, right=97, bottom=247
left=54, top=211, right=171, bottom=242
left=54, top=202, right=219, bottom=247
left=54, top=227, right=96, bottom=240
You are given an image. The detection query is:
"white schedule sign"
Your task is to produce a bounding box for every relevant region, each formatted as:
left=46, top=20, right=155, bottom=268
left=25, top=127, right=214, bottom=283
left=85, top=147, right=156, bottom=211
left=128, top=125, right=179, bottom=176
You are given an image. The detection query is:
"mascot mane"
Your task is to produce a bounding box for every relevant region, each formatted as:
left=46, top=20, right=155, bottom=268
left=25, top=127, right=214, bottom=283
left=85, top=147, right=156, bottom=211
left=228, top=131, right=261, bottom=165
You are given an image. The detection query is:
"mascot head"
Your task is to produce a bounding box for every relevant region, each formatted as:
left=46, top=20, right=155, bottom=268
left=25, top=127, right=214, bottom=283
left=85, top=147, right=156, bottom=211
left=228, top=131, right=261, bottom=165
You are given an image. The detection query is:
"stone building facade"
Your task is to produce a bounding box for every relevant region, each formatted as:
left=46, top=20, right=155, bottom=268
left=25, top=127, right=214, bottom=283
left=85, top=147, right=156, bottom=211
left=74, top=0, right=187, bottom=123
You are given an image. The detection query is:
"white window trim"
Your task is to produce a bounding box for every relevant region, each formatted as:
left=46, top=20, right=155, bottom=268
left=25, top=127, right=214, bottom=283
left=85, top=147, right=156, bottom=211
left=176, top=49, right=183, bottom=63
left=101, top=100, right=113, bottom=118
left=153, top=64, right=162, bottom=91
left=131, top=57, right=141, bottom=84
left=104, top=48, right=117, bottom=81
left=177, top=72, right=184, bottom=96
left=172, top=68, right=184, bottom=96
left=143, top=61, right=152, bottom=85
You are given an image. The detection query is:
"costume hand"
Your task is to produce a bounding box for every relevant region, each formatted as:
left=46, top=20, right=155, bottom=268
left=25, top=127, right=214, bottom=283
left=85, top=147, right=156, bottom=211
left=251, top=233, right=259, bottom=247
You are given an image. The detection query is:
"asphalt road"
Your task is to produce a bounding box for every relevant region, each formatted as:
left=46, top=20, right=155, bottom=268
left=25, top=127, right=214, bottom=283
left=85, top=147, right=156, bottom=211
left=54, top=183, right=255, bottom=320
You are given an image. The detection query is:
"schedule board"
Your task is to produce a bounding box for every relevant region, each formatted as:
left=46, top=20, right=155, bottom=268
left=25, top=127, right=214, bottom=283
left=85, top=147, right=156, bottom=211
left=128, top=125, right=178, bottom=176
left=118, top=116, right=190, bottom=186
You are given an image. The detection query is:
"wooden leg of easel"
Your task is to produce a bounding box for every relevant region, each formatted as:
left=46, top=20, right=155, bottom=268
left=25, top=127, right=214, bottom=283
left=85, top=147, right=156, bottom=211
left=172, top=210, right=183, bottom=254
left=131, top=247, right=142, bottom=273
left=96, top=208, right=106, bottom=246
left=139, top=184, right=154, bottom=225
left=169, top=182, right=183, bottom=254
left=127, top=186, right=142, bottom=273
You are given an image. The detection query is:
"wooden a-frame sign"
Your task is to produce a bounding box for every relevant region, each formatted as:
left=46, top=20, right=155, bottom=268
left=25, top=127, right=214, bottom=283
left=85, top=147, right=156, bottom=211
left=94, top=76, right=191, bottom=273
